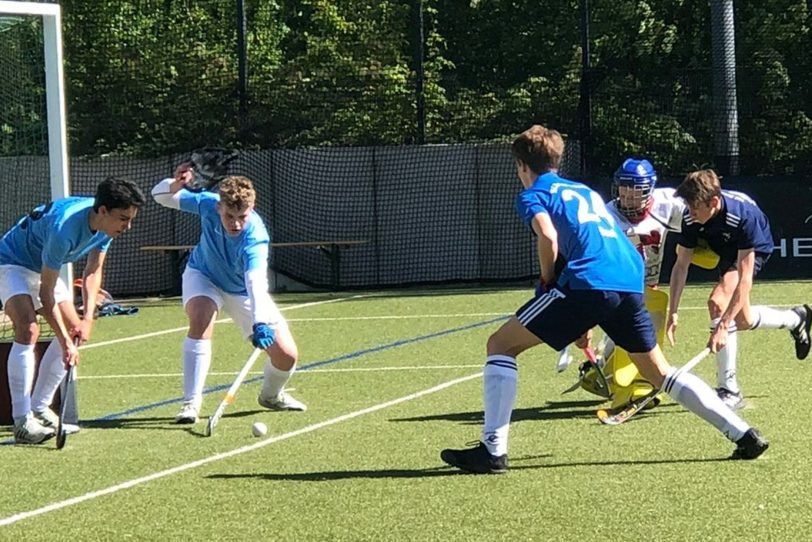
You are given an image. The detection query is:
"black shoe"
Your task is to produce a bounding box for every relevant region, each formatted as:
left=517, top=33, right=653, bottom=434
left=730, top=428, right=769, bottom=460
left=440, top=442, right=508, bottom=474
left=791, top=305, right=812, bottom=360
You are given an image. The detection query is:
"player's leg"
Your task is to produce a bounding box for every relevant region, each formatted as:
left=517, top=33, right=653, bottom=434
left=223, top=292, right=305, bottom=411
left=30, top=277, right=76, bottom=428
left=708, top=267, right=742, bottom=408
left=176, top=268, right=220, bottom=423
left=0, top=265, right=54, bottom=444
left=604, top=293, right=767, bottom=459
left=441, top=288, right=600, bottom=474
left=737, top=256, right=811, bottom=360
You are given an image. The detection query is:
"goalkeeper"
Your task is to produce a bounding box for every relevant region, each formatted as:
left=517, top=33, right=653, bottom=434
left=574, top=158, right=684, bottom=412
left=152, top=156, right=305, bottom=424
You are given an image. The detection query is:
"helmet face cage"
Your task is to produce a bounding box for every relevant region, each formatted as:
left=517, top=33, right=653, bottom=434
left=612, top=159, right=657, bottom=220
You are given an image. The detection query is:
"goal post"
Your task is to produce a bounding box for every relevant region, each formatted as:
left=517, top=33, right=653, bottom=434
left=0, top=1, right=77, bottom=427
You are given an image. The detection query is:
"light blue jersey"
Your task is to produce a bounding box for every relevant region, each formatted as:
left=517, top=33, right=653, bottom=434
left=179, top=191, right=270, bottom=295
left=516, top=172, right=644, bottom=293
left=0, top=197, right=112, bottom=272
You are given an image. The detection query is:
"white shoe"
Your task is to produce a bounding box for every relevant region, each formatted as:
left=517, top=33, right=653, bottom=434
left=258, top=390, right=307, bottom=411
left=14, top=413, right=55, bottom=445
left=556, top=348, right=573, bottom=373
left=174, top=402, right=199, bottom=424
left=33, top=407, right=60, bottom=428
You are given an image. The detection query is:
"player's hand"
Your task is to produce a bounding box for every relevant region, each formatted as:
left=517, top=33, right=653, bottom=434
left=173, top=162, right=194, bottom=187
left=574, top=329, right=592, bottom=349
left=251, top=323, right=276, bottom=350
left=666, top=313, right=678, bottom=346
left=72, top=319, right=93, bottom=346
left=62, top=339, right=80, bottom=368
left=707, top=323, right=728, bottom=354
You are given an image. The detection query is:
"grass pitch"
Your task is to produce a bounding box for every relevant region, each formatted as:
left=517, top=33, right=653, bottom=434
left=1, top=282, right=811, bottom=541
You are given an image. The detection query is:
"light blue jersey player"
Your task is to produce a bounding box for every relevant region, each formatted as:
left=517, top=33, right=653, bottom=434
left=440, top=125, right=768, bottom=474
left=0, top=177, right=144, bottom=444
left=152, top=168, right=306, bottom=425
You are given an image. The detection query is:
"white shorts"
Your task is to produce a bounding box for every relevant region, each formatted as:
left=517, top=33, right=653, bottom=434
left=181, top=266, right=286, bottom=339
left=0, top=264, right=71, bottom=310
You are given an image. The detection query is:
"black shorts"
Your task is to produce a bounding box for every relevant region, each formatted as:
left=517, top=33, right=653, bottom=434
left=717, top=250, right=770, bottom=278
left=515, top=285, right=657, bottom=353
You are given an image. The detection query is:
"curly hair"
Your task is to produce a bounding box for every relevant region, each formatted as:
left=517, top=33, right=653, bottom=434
left=218, top=176, right=256, bottom=209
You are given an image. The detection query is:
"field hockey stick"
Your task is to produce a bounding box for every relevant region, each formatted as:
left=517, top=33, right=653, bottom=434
left=56, top=337, right=80, bottom=450
left=204, top=348, right=263, bottom=437
left=597, top=347, right=711, bottom=426
left=561, top=345, right=611, bottom=395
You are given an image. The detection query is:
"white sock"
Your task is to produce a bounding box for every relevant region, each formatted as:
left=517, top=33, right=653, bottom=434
left=750, top=306, right=802, bottom=330
left=662, top=366, right=749, bottom=442
left=711, top=319, right=739, bottom=393
left=482, top=355, right=518, bottom=457
left=8, top=342, right=36, bottom=420
left=182, top=337, right=211, bottom=408
left=261, top=361, right=294, bottom=399
left=31, top=339, right=66, bottom=412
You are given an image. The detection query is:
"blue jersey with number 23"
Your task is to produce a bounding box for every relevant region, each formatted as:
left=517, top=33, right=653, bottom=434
left=516, top=172, right=644, bottom=293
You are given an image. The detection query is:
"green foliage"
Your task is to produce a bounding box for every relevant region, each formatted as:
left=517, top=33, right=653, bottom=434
left=1, top=0, right=809, bottom=174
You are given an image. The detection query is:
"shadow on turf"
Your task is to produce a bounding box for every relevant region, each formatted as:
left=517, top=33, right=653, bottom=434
left=205, top=454, right=728, bottom=481
left=392, top=399, right=611, bottom=424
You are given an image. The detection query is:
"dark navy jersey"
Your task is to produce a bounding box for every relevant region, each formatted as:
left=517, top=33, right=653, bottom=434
left=677, top=190, right=774, bottom=256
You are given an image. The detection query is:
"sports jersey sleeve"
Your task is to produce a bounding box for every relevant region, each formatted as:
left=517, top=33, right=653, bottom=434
left=515, top=190, right=549, bottom=227
left=178, top=190, right=219, bottom=215
left=676, top=212, right=698, bottom=248
left=41, top=230, right=71, bottom=271
left=736, top=216, right=760, bottom=250
left=98, top=237, right=113, bottom=253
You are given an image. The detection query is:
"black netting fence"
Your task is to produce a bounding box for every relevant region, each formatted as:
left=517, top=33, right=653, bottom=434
left=2, top=1, right=811, bottom=295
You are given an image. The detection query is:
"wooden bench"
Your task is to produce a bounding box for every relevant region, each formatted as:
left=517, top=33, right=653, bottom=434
left=141, top=240, right=369, bottom=292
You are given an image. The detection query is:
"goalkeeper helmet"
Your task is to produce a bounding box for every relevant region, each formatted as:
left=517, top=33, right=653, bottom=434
left=612, top=158, right=657, bottom=222
left=186, top=147, right=240, bottom=192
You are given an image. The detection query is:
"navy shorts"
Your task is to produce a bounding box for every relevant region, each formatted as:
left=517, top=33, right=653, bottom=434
left=515, top=286, right=657, bottom=353
left=717, top=250, right=770, bottom=278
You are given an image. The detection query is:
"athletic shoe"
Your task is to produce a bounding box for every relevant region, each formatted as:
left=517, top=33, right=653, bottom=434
left=440, top=441, right=508, bottom=474
left=790, top=304, right=812, bottom=360
left=730, top=428, right=769, bottom=460
left=257, top=390, right=307, bottom=411
left=716, top=387, right=745, bottom=410
left=33, top=407, right=60, bottom=428
left=13, top=413, right=55, bottom=445
left=555, top=348, right=573, bottom=373
left=174, top=402, right=199, bottom=424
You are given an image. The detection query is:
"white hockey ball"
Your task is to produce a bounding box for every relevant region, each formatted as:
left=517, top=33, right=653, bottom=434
left=251, top=421, right=267, bottom=437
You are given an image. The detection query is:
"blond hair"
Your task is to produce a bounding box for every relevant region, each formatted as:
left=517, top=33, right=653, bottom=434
left=511, top=124, right=565, bottom=174
left=218, top=175, right=256, bottom=209
left=676, top=169, right=722, bottom=206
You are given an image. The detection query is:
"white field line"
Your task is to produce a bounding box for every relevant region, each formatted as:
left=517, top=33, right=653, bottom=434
left=77, top=365, right=483, bottom=380
left=79, top=295, right=370, bottom=351
left=0, top=371, right=483, bottom=528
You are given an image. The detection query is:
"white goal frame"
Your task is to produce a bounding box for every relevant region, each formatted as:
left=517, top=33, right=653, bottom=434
left=0, top=1, right=70, bottom=286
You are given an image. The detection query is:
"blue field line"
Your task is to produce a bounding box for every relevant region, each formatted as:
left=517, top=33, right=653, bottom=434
left=89, top=314, right=508, bottom=422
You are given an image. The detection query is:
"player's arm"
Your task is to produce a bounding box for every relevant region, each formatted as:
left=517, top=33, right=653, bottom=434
left=529, top=212, right=558, bottom=287
left=77, top=248, right=107, bottom=344
left=39, top=266, right=79, bottom=367
left=666, top=244, right=694, bottom=345
left=243, top=241, right=275, bottom=350
left=151, top=163, right=194, bottom=209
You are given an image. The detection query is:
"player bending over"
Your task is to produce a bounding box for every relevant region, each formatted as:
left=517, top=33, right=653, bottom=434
left=152, top=167, right=305, bottom=425
left=440, top=125, right=768, bottom=474
left=0, top=178, right=144, bottom=444
left=667, top=169, right=811, bottom=409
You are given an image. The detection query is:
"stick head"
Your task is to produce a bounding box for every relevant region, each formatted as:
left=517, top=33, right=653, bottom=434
left=186, top=147, right=240, bottom=192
